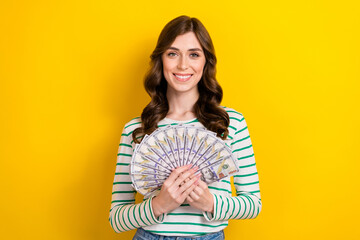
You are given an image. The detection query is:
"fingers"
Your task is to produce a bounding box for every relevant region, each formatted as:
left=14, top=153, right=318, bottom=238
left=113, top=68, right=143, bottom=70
left=171, top=166, right=199, bottom=190
left=186, top=181, right=208, bottom=203
left=180, top=179, right=199, bottom=201
left=174, top=174, right=200, bottom=203
left=194, top=185, right=206, bottom=201
left=165, top=164, right=192, bottom=184
left=159, top=165, right=202, bottom=206
left=177, top=173, right=200, bottom=193
left=188, top=190, right=200, bottom=202
left=197, top=179, right=207, bottom=188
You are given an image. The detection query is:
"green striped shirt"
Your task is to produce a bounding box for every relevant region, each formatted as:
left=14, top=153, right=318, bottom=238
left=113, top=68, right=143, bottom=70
left=109, top=106, right=262, bottom=236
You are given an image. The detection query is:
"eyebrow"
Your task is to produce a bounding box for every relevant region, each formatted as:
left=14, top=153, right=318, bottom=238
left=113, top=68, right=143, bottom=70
left=168, top=47, right=203, bottom=52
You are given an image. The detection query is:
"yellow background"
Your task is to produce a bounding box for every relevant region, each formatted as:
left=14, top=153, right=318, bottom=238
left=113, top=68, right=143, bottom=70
left=1, top=0, right=359, bottom=239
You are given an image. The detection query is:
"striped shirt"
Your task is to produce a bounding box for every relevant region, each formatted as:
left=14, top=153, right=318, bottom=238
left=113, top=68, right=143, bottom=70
left=109, top=106, right=262, bottom=236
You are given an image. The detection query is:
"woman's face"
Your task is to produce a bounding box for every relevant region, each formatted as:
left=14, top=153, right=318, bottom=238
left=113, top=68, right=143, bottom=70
left=162, top=31, right=206, bottom=96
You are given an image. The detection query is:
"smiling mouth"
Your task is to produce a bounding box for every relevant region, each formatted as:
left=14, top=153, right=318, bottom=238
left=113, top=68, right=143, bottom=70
left=173, top=73, right=193, bottom=82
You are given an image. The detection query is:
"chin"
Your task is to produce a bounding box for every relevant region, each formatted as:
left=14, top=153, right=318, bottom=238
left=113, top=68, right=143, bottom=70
left=169, top=85, right=197, bottom=94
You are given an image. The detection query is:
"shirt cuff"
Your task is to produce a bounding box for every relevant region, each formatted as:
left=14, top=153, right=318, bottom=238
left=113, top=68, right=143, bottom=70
left=148, top=196, right=167, bottom=223
left=202, top=193, right=216, bottom=222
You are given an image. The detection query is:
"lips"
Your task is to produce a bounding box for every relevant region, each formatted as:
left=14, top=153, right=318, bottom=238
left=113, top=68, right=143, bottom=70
left=173, top=73, right=193, bottom=82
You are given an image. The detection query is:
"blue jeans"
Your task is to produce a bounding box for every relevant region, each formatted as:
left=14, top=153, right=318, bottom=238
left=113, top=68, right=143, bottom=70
left=133, top=227, right=225, bottom=240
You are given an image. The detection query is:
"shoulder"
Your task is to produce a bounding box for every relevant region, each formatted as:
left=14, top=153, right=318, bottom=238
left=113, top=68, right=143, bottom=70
left=221, top=106, right=248, bottom=133
left=122, top=116, right=142, bottom=135
left=221, top=106, right=244, bottom=119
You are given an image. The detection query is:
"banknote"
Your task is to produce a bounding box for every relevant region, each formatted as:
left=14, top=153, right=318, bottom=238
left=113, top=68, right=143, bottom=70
left=130, top=124, right=239, bottom=196
left=197, top=155, right=238, bottom=184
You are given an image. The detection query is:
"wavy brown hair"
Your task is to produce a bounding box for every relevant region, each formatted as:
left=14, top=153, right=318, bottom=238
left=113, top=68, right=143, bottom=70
left=132, top=15, right=229, bottom=143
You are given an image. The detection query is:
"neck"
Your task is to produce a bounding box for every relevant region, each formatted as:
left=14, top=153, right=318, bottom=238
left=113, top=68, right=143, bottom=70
left=166, top=88, right=199, bottom=120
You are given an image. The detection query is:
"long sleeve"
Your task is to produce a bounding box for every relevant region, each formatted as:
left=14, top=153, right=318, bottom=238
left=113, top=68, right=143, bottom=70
left=203, top=112, right=262, bottom=221
left=109, top=120, right=165, bottom=233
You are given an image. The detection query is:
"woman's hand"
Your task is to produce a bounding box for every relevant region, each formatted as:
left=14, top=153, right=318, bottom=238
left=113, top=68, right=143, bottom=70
left=152, top=165, right=201, bottom=218
left=186, top=179, right=214, bottom=213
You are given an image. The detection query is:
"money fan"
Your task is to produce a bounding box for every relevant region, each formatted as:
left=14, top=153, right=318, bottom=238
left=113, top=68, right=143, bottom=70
left=130, top=124, right=239, bottom=197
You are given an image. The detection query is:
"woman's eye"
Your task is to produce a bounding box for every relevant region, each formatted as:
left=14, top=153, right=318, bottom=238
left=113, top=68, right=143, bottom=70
left=167, top=52, right=177, bottom=57
left=190, top=53, right=200, bottom=57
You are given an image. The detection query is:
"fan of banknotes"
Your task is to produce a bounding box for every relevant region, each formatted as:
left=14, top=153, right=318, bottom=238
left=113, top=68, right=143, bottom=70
left=130, top=124, right=239, bottom=197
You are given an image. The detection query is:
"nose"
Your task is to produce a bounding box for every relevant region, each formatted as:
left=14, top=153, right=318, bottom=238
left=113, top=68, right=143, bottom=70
left=177, top=55, right=188, bottom=70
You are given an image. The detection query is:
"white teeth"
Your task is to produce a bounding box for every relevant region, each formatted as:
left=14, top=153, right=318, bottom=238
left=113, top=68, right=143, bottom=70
left=175, top=74, right=191, bottom=79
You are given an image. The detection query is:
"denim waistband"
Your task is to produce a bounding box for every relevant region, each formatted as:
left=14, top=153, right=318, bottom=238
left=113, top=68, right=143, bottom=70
left=133, top=227, right=225, bottom=240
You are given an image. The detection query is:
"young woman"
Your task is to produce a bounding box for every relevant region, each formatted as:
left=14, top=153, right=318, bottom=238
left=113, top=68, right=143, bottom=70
left=109, top=15, right=262, bottom=240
